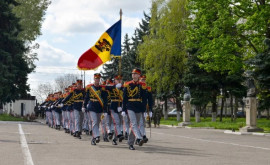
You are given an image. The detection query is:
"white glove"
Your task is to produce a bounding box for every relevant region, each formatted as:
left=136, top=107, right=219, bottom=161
left=149, top=112, right=152, bottom=118
left=60, top=103, right=63, bottom=107
left=116, top=83, right=122, bottom=89
left=51, top=105, right=54, bottom=108
left=104, top=112, right=108, bottom=117
left=121, top=111, right=126, bottom=117
left=117, top=107, right=122, bottom=112
left=82, top=107, right=86, bottom=113
left=144, top=112, right=147, bottom=118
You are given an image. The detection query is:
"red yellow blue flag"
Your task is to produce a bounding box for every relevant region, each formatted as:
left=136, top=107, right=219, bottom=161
left=77, top=20, right=122, bottom=70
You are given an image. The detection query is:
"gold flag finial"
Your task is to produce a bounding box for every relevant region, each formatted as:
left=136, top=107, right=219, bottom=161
left=120, top=9, right=122, bottom=20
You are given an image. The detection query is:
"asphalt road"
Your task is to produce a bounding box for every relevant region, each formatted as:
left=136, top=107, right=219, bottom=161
left=0, top=120, right=270, bottom=165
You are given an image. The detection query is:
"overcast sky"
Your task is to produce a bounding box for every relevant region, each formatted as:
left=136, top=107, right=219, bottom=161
left=28, top=0, right=152, bottom=94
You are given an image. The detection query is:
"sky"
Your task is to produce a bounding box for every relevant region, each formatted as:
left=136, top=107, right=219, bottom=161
left=28, top=0, right=152, bottom=95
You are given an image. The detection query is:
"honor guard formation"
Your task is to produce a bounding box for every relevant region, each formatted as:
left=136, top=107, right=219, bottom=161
left=39, top=68, right=153, bottom=150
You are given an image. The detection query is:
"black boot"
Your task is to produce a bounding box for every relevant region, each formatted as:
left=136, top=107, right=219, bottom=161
left=91, top=138, right=96, bottom=145
left=112, top=139, right=117, bottom=145
left=136, top=139, right=144, bottom=146
left=143, top=136, right=148, bottom=143
left=124, top=132, right=128, bottom=140
left=77, top=132, right=81, bottom=139
left=129, top=145, right=135, bottom=150
left=118, top=135, right=124, bottom=142
left=103, top=137, right=109, bottom=142
left=96, top=136, right=100, bottom=143
left=89, top=130, right=92, bottom=136
left=108, top=133, right=113, bottom=140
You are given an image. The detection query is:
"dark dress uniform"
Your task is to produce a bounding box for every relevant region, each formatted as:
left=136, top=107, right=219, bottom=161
left=122, top=79, right=147, bottom=149
left=62, top=88, right=85, bottom=138
left=84, top=83, right=107, bottom=145
left=105, top=83, right=125, bottom=145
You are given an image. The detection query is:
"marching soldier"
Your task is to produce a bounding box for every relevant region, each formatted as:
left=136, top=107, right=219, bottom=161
left=101, top=79, right=113, bottom=142
left=53, top=92, right=63, bottom=130
left=47, top=94, right=55, bottom=128
left=65, top=86, right=74, bottom=134
left=138, top=75, right=153, bottom=143
left=104, top=75, right=125, bottom=145
left=122, top=68, right=147, bottom=150
left=61, top=88, right=70, bottom=133
left=62, top=80, right=85, bottom=139
left=83, top=73, right=107, bottom=145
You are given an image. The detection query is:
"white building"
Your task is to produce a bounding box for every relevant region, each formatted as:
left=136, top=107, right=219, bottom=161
left=2, top=95, right=36, bottom=116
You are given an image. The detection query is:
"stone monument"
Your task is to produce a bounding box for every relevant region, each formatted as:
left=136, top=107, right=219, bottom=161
left=179, top=87, right=192, bottom=126
left=240, top=78, right=264, bottom=132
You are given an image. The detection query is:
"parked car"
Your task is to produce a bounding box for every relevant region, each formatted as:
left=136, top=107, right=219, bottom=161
left=237, top=111, right=245, bottom=117
left=168, top=109, right=182, bottom=116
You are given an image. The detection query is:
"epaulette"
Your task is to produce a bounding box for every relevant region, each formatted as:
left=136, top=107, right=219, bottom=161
left=124, top=81, right=133, bottom=87
left=85, top=84, right=93, bottom=90
left=147, top=86, right=152, bottom=92
left=100, top=85, right=106, bottom=91
left=139, top=82, right=147, bottom=90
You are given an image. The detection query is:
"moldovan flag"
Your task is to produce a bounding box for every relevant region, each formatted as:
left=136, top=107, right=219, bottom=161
left=77, top=20, right=121, bottom=70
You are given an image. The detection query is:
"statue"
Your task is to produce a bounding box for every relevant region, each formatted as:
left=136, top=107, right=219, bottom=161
left=245, top=70, right=257, bottom=97
left=247, top=78, right=256, bottom=97
left=183, top=86, right=191, bottom=101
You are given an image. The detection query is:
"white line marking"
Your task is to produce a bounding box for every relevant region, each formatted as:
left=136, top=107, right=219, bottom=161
left=18, top=124, right=34, bottom=165
left=150, top=131, right=270, bottom=151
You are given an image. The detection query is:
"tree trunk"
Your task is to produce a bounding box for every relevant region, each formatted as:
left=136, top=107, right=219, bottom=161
left=233, top=97, right=238, bottom=121
left=176, top=97, right=181, bottom=122
left=195, top=106, right=201, bottom=122
left=164, top=98, right=168, bottom=120
left=267, top=109, right=270, bottom=120
left=258, top=110, right=262, bottom=119
left=225, top=98, right=227, bottom=118
left=219, top=97, right=225, bottom=122
left=211, top=95, right=217, bottom=122
left=230, top=95, right=234, bottom=122
left=203, top=106, right=207, bottom=119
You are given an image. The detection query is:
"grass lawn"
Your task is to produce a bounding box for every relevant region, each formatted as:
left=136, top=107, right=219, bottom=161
left=160, top=117, right=270, bottom=133
left=0, top=114, right=26, bottom=121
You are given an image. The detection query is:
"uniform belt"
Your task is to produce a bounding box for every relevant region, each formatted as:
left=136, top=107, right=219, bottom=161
left=111, top=99, right=120, bottom=102
left=128, top=99, right=142, bottom=102
left=74, top=100, right=83, bottom=102
left=90, top=98, right=99, bottom=102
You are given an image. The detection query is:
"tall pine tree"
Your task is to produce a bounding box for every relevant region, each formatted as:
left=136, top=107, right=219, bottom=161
left=121, top=33, right=132, bottom=81
left=101, top=58, right=120, bottom=80
left=0, top=0, right=32, bottom=104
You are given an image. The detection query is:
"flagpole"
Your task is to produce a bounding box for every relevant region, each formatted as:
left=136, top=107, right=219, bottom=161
left=119, top=9, right=122, bottom=76
left=83, top=71, right=85, bottom=88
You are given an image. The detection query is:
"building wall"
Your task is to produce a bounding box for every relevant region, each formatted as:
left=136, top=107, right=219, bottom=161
left=3, top=100, right=36, bottom=116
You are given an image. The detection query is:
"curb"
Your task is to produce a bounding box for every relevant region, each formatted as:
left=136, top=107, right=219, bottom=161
left=224, top=130, right=270, bottom=136
left=162, top=125, right=182, bottom=128
left=184, top=126, right=215, bottom=129
left=161, top=124, right=270, bottom=137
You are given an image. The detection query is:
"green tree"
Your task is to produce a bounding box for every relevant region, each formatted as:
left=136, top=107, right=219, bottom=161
left=138, top=0, right=189, bottom=121
left=247, top=39, right=270, bottom=119
left=101, top=58, right=120, bottom=80
left=186, top=0, right=245, bottom=74
left=136, top=12, right=151, bottom=43
left=12, top=0, right=51, bottom=70
left=0, top=0, right=32, bottom=104
left=182, top=49, right=219, bottom=121
left=233, top=0, right=270, bottom=54
left=121, top=33, right=132, bottom=81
